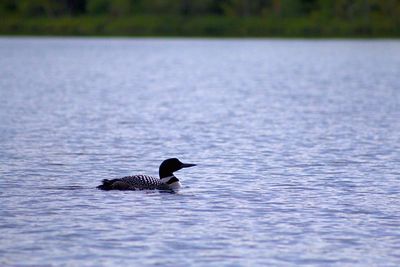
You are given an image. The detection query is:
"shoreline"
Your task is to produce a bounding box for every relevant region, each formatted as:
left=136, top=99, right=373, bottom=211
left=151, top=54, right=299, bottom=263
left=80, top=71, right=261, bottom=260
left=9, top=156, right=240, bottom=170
left=2, top=16, right=399, bottom=38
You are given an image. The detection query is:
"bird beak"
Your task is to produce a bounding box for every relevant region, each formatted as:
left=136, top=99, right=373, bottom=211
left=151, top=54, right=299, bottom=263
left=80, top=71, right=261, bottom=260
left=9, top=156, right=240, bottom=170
left=181, top=163, right=196, bottom=168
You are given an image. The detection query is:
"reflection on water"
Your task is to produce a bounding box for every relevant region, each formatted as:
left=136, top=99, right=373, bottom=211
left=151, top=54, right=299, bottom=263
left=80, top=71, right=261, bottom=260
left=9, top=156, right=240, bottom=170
left=1, top=38, right=400, bottom=266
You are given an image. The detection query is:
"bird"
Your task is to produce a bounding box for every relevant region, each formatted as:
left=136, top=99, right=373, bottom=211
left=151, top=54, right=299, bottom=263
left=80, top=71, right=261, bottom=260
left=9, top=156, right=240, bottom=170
left=97, top=158, right=196, bottom=191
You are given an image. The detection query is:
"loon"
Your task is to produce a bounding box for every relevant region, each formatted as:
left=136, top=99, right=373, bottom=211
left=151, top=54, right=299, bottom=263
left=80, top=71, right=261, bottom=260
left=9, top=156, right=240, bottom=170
left=97, top=158, right=196, bottom=191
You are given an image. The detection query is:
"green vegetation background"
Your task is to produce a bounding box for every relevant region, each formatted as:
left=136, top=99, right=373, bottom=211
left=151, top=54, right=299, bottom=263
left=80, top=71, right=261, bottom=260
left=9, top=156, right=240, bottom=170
left=1, top=0, right=399, bottom=37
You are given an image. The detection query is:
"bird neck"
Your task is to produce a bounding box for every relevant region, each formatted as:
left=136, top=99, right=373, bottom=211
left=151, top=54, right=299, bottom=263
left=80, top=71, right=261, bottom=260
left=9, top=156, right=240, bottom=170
left=160, top=175, right=178, bottom=184
left=160, top=176, right=181, bottom=190
left=159, top=168, right=173, bottom=179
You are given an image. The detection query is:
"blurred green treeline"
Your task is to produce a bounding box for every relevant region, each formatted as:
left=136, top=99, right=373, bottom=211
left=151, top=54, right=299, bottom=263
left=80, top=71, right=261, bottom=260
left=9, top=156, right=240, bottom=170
left=1, top=0, right=399, bottom=37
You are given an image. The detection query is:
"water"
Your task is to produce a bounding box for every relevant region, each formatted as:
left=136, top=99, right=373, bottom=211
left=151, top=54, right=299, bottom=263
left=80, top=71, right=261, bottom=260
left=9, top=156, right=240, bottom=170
left=0, top=37, right=399, bottom=266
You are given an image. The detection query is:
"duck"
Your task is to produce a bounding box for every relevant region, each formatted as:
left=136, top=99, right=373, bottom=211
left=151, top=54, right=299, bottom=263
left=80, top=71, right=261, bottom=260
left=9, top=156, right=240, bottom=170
left=97, top=158, right=196, bottom=191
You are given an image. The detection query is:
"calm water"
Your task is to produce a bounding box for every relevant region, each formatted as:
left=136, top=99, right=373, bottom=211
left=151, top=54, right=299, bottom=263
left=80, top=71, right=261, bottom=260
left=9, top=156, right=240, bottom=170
left=0, top=38, right=400, bottom=266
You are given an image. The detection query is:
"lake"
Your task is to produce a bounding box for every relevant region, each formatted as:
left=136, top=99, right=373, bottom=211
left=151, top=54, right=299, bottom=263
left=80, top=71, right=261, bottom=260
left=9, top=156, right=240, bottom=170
left=0, top=37, right=399, bottom=266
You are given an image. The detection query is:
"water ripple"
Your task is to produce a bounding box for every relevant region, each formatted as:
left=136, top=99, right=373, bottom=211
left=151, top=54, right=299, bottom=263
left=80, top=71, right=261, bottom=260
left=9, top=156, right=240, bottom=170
left=1, top=38, right=400, bottom=266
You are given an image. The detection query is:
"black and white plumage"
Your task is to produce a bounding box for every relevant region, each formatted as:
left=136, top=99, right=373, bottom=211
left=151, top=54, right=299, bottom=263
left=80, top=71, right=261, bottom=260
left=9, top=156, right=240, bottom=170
left=97, top=158, right=196, bottom=191
left=99, top=175, right=174, bottom=191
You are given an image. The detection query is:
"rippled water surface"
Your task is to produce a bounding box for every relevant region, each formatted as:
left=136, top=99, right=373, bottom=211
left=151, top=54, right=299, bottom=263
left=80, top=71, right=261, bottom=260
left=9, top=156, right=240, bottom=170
left=1, top=38, right=400, bottom=266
